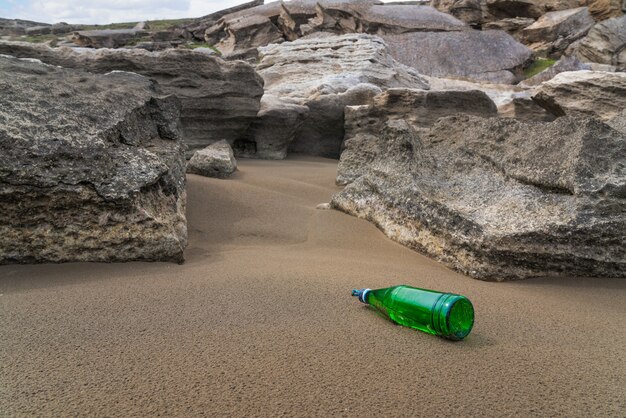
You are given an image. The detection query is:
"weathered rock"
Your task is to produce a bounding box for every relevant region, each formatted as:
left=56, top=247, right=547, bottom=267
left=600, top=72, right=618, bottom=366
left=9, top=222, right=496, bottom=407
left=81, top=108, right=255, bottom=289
left=332, top=113, right=626, bottom=280
left=521, top=7, right=594, bottom=54
left=50, top=22, right=84, bottom=35
left=215, top=13, right=285, bottom=58
left=180, top=0, right=264, bottom=40
left=337, top=88, right=498, bottom=185
left=483, top=17, right=535, bottom=38
left=383, top=30, right=532, bottom=84
left=608, top=109, right=626, bottom=132
left=0, top=55, right=187, bottom=264
left=532, top=71, right=626, bottom=120
left=522, top=7, right=593, bottom=42
left=247, top=34, right=429, bottom=159
left=0, top=42, right=264, bottom=156
left=71, top=28, right=148, bottom=48
left=24, top=25, right=51, bottom=35
left=568, top=15, right=626, bottom=70
left=430, top=0, right=483, bottom=26
left=498, top=96, right=558, bottom=121
left=586, top=0, right=624, bottom=21
left=0, top=18, right=49, bottom=36
left=187, top=140, right=237, bottom=178
left=485, top=0, right=585, bottom=19
left=312, top=4, right=467, bottom=34
left=520, top=55, right=591, bottom=86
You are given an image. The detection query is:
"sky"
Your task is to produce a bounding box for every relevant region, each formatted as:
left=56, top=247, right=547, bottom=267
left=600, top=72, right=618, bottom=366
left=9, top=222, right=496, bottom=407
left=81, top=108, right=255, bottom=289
left=0, top=0, right=254, bottom=24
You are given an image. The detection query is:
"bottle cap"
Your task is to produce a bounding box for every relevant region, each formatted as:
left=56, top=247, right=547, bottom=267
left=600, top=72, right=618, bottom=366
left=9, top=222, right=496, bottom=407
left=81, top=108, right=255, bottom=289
left=351, top=288, right=371, bottom=304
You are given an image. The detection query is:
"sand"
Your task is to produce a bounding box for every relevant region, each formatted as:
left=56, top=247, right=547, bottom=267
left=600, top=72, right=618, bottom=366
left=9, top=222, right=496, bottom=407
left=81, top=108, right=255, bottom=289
left=1, top=156, right=625, bottom=416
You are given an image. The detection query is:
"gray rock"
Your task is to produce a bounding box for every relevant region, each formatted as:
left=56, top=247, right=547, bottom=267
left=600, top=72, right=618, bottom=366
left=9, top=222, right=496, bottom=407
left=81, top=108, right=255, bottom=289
left=0, top=42, right=264, bottom=156
left=50, top=22, right=84, bottom=35
left=337, top=88, right=497, bottom=185
left=0, top=18, right=50, bottom=36
left=71, top=29, right=148, bottom=48
left=247, top=34, right=429, bottom=159
left=332, top=113, right=626, bottom=280
left=180, top=0, right=264, bottom=40
left=568, top=15, right=626, bottom=70
left=430, top=0, right=483, bottom=26
left=485, top=0, right=584, bottom=19
left=532, top=70, right=626, bottom=120
left=521, top=7, right=594, bottom=55
left=382, top=30, right=532, bottom=84
left=311, top=4, right=467, bottom=34
left=0, top=55, right=187, bottom=264
left=24, top=25, right=51, bottom=35
left=483, top=17, right=536, bottom=39
left=498, top=96, right=558, bottom=121
left=187, top=140, right=237, bottom=178
left=520, top=55, right=591, bottom=86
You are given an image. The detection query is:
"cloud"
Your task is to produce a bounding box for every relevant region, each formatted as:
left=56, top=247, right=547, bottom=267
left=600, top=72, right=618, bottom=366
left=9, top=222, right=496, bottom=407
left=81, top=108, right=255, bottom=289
left=3, top=0, right=245, bottom=24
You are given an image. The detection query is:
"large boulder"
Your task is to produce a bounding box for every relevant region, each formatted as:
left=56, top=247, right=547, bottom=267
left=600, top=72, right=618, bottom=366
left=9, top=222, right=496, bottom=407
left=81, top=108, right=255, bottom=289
left=180, top=0, right=264, bottom=40
left=483, top=17, right=536, bottom=39
left=244, top=34, right=429, bottom=159
left=332, top=112, right=626, bottom=280
left=532, top=71, right=626, bottom=120
left=567, top=15, right=626, bottom=70
left=337, top=88, right=498, bottom=185
left=520, top=7, right=594, bottom=54
left=382, top=30, right=532, bottom=84
left=0, top=55, right=187, bottom=264
left=0, top=42, right=264, bottom=156
left=187, top=140, right=237, bottom=179
left=0, top=18, right=50, bottom=36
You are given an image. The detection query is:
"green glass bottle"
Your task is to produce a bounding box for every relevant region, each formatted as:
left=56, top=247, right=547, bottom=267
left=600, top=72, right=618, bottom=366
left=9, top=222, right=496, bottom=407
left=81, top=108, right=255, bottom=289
left=351, top=285, right=474, bottom=340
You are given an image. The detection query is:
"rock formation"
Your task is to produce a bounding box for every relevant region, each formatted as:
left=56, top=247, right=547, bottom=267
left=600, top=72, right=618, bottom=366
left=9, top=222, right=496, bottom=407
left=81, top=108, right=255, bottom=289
left=71, top=28, right=149, bottom=48
left=187, top=141, right=238, bottom=179
left=0, top=55, right=187, bottom=264
left=332, top=112, right=626, bottom=280
left=0, top=42, right=264, bottom=156
left=382, top=30, right=532, bottom=84
left=243, top=34, right=429, bottom=159
left=430, top=0, right=483, bottom=27
left=336, top=88, right=498, bottom=185
left=532, top=71, right=626, bottom=120
left=520, top=7, right=594, bottom=55
left=567, top=15, right=626, bottom=70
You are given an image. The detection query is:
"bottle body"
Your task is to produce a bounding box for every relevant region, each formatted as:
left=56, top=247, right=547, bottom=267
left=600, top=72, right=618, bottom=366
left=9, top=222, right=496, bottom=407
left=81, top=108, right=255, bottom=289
left=352, top=285, right=474, bottom=340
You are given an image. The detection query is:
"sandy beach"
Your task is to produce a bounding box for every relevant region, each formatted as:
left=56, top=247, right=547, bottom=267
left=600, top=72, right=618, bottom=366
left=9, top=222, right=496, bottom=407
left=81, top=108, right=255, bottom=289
left=1, top=156, right=624, bottom=416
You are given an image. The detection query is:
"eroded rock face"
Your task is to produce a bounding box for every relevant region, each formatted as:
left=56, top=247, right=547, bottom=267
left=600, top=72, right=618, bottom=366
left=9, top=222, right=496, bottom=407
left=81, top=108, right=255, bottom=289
left=532, top=71, right=626, bottom=120
left=382, top=30, right=532, bottom=84
left=568, top=15, right=626, bottom=70
left=0, top=56, right=187, bottom=264
left=337, top=88, right=498, bottom=185
left=187, top=140, right=237, bottom=179
left=521, top=7, right=594, bottom=54
left=0, top=42, right=264, bottom=156
left=485, top=0, right=585, bottom=19
left=332, top=113, right=626, bottom=280
left=244, top=34, right=429, bottom=159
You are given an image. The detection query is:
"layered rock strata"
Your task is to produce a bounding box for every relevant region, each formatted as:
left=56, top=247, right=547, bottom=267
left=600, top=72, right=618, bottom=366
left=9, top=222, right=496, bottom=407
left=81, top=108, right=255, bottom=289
left=332, top=112, right=626, bottom=280
left=0, top=56, right=187, bottom=264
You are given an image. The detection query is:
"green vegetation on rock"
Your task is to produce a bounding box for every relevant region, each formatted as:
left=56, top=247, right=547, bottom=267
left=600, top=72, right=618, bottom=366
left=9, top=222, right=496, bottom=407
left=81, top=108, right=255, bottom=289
left=523, top=58, right=557, bottom=78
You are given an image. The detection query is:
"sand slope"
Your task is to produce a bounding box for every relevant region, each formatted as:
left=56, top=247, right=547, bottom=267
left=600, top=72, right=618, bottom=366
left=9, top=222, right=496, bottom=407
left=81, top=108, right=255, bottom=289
left=1, top=156, right=625, bottom=416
